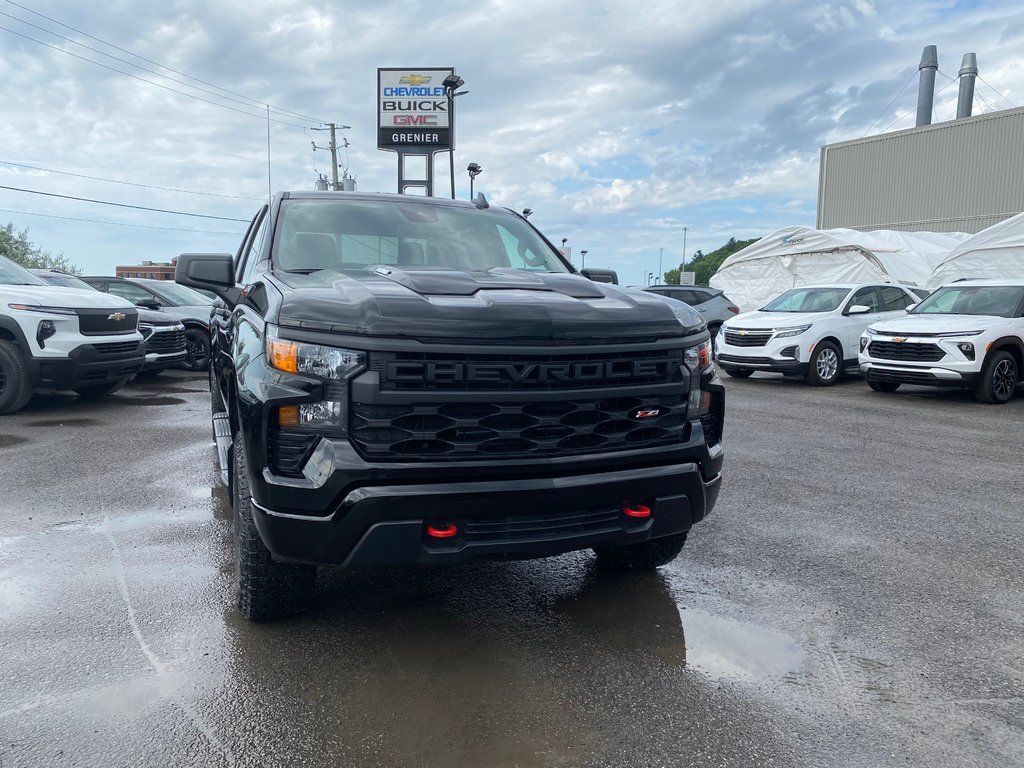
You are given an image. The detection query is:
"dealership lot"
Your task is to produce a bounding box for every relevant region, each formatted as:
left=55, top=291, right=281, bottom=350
left=1, top=373, right=1022, bottom=768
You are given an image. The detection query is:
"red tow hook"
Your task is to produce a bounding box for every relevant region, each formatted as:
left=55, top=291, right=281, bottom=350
left=426, top=522, right=459, bottom=539
left=621, top=501, right=652, bottom=519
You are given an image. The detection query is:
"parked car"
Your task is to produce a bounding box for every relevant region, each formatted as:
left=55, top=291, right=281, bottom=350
left=644, top=285, right=739, bottom=342
left=81, top=276, right=213, bottom=371
left=716, top=283, right=920, bottom=385
left=176, top=191, right=724, bottom=620
left=859, top=280, right=1024, bottom=403
left=32, top=270, right=186, bottom=375
left=0, top=256, right=145, bottom=414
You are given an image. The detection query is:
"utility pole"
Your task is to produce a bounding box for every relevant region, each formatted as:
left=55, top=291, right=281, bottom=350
left=658, top=247, right=663, bottom=284
left=329, top=123, right=340, bottom=191
left=683, top=227, right=688, bottom=265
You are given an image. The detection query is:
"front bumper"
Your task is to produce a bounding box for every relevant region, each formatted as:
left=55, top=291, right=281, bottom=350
left=859, top=361, right=979, bottom=388
left=250, top=460, right=721, bottom=567
left=29, top=341, right=146, bottom=389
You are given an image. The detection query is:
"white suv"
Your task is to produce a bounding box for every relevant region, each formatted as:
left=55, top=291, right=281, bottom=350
left=0, top=256, right=145, bottom=414
left=715, top=283, right=920, bottom=385
left=859, top=280, right=1024, bottom=404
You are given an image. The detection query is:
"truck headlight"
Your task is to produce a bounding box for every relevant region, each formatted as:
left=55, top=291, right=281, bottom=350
left=775, top=324, right=812, bottom=338
left=267, top=334, right=365, bottom=379
left=8, top=303, right=77, bottom=315
left=684, top=339, right=713, bottom=417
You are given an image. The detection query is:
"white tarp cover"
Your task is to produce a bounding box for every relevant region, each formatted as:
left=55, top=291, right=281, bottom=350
left=927, top=211, right=1024, bottom=289
left=709, top=226, right=969, bottom=311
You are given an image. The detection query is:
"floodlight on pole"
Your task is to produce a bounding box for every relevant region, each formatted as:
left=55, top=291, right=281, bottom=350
left=442, top=73, right=467, bottom=200
left=522, top=208, right=533, bottom=219
left=580, top=249, right=588, bottom=269
left=467, top=162, right=483, bottom=199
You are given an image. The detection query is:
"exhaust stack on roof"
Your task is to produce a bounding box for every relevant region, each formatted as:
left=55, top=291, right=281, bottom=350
left=957, top=53, right=978, bottom=119
left=916, top=45, right=938, bottom=126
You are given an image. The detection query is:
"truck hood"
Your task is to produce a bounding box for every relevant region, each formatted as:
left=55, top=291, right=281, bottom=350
left=868, top=313, right=1014, bottom=335
left=3, top=284, right=136, bottom=309
left=725, top=310, right=827, bottom=330
left=271, top=268, right=702, bottom=340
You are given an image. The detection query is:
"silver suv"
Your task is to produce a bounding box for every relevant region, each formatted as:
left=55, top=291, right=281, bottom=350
left=644, top=286, right=739, bottom=342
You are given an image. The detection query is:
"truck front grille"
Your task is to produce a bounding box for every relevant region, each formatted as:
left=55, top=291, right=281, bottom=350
left=95, top=341, right=141, bottom=356
left=461, top=507, right=622, bottom=543
left=869, top=341, right=945, bottom=362
left=146, top=328, right=186, bottom=354
left=350, top=394, right=687, bottom=460
left=77, top=308, right=138, bottom=336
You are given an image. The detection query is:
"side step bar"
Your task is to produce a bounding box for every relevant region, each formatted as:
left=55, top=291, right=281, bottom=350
left=212, top=411, right=232, bottom=488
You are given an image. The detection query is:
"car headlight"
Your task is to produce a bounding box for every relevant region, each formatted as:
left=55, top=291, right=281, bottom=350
left=774, top=324, right=812, bottom=338
left=8, top=303, right=77, bottom=315
left=684, top=339, right=713, bottom=417
left=266, top=334, right=365, bottom=379
left=863, top=326, right=879, bottom=336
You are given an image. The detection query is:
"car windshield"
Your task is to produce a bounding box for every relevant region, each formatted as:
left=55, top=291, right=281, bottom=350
left=145, top=280, right=216, bottom=306
left=912, top=285, right=1024, bottom=318
left=36, top=272, right=95, bottom=291
left=272, top=199, right=570, bottom=274
left=761, top=287, right=849, bottom=313
left=0, top=256, right=45, bottom=285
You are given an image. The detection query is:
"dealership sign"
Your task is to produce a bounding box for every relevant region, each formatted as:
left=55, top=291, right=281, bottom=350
left=377, top=68, right=454, bottom=151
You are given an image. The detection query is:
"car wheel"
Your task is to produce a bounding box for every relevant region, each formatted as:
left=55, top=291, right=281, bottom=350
left=868, top=380, right=901, bottom=393
left=233, top=433, right=316, bottom=620
left=723, top=368, right=754, bottom=379
left=0, top=339, right=33, bottom=415
left=182, top=328, right=210, bottom=371
left=593, top=532, right=688, bottom=571
left=74, top=378, right=127, bottom=399
left=975, top=350, right=1018, bottom=404
left=806, top=341, right=841, bottom=386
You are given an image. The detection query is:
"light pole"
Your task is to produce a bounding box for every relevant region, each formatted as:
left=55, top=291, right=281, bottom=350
left=561, top=237, right=568, bottom=257
left=658, top=247, right=663, bottom=285
left=580, top=249, right=588, bottom=269
left=467, top=162, right=483, bottom=198
left=647, top=271, right=654, bottom=286
left=442, top=74, right=466, bottom=199
left=521, top=208, right=533, bottom=219
left=682, top=226, right=688, bottom=265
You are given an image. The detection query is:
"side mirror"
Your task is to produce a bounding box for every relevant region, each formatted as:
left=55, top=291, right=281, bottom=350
left=175, top=253, right=235, bottom=300
left=906, top=303, right=918, bottom=312
left=136, top=298, right=161, bottom=310
left=847, top=304, right=871, bottom=315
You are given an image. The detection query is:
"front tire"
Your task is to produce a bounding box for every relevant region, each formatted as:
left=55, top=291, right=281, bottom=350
left=806, top=341, right=841, bottom=386
left=0, top=339, right=33, bottom=415
left=74, top=378, right=127, bottom=399
left=868, top=380, right=901, bottom=393
left=233, top=434, right=316, bottom=620
left=975, top=350, right=1018, bottom=404
left=182, top=328, right=210, bottom=371
left=593, top=532, right=688, bottom=571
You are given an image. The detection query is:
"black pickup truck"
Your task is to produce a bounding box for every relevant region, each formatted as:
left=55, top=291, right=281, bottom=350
left=177, top=192, right=724, bottom=620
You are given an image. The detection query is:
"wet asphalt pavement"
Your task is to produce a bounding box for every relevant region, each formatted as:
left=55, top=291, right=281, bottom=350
left=1, top=371, right=1022, bottom=768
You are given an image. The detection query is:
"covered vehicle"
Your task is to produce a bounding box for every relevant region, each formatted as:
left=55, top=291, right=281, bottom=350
left=927, top=211, right=1024, bottom=289
left=709, top=226, right=968, bottom=312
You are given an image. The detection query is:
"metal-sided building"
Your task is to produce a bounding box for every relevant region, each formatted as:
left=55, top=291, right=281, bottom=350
left=817, top=47, right=1024, bottom=235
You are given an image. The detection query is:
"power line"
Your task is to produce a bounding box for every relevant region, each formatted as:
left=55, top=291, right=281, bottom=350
left=0, top=9, right=325, bottom=125
left=0, top=207, right=245, bottom=235
left=0, top=184, right=250, bottom=221
left=0, top=160, right=263, bottom=200
left=0, top=24, right=310, bottom=129
left=2, top=0, right=327, bottom=125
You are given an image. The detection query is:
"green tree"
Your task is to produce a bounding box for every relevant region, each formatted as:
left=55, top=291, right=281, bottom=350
left=0, top=223, right=81, bottom=274
left=666, top=237, right=758, bottom=286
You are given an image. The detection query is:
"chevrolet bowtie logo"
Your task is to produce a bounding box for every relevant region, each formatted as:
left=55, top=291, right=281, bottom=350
left=892, top=337, right=906, bottom=343
left=108, top=312, right=126, bottom=321
left=738, top=330, right=748, bottom=336
left=399, top=74, right=431, bottom=86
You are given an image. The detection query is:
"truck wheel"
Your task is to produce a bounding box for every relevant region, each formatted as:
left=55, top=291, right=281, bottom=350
left=723, top=368, right=754, bottom=379
left=868, top=380, right=900, bottom=393
left=593, top=532, right=688, bottom=571
left=182, top=328, right=210, bottom=371
left=975, top=350, right=1018, bottom=404
left=806, top=342, right=841, bottom=386
left=74, top=378, right=127, bottom=399
left=0, top=339, right=33, bottom=415
left=233, top=434, right=316, bottom=620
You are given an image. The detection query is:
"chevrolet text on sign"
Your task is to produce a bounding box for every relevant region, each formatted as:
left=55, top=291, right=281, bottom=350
left=377, top=68, right=454, bottom=150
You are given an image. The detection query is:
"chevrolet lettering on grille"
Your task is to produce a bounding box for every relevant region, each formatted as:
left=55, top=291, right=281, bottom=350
left=387, top=358, right=674, bottom=384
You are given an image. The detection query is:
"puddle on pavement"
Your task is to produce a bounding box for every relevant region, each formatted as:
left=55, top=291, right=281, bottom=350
left=0, top=434, right=30, bottom=448
left=681, top=609, right=804, bottom=681
left=25, top=418, right=98, bottom=428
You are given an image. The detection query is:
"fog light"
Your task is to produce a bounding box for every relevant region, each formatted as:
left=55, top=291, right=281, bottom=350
left=688, top=389, right=712, bottom=417
left=957, top=342, right=975, bottom=360
left=36, top=319, right=56, bottom=348
left=780, top=346, right=799, bottom=359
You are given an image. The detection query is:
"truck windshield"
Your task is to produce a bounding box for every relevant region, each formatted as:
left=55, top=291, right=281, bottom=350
left=761, top=287, right=849, bottom=312
left=0, top=256, right=45, bottom=286
left=273, top=199, right=570, bottom=275
left=912, top=285, right=1024, bottom=317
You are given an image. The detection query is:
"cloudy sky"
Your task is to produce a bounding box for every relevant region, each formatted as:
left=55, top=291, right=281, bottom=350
left=1, top=0, right=1022, bottom=284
